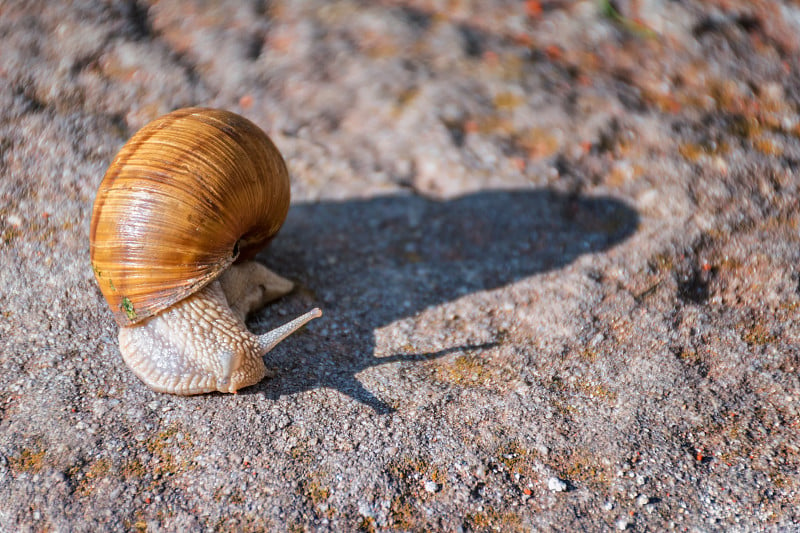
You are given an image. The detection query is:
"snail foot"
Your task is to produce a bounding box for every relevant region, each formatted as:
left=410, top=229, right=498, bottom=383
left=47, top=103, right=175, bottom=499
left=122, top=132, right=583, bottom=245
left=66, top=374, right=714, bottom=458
left=119, top=281, right=270, bottom=395
left=118, top=274, right=320, bottom=395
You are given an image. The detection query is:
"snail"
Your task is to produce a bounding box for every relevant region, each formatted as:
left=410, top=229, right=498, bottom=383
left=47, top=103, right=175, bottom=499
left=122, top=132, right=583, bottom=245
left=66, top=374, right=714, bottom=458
left=90, top=107, right=321, bottom=395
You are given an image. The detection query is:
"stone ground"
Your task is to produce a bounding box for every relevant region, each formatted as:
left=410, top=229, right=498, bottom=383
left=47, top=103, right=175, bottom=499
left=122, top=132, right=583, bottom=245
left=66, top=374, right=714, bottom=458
left=1, top=0, right=799, bottom=531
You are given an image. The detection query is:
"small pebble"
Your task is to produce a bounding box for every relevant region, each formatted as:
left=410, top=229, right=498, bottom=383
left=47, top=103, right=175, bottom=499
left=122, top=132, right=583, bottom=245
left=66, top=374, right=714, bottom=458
left=536, top=444, right=550, bottom=456
left=424, top=480, right=440, bottom=493
left=5, top=214, right=22, bottom=227
left=547, top=477, right=567, bottom=492
left=616, top=518, right=629, bottom=530
left=636, top=494, right=650, bottom=506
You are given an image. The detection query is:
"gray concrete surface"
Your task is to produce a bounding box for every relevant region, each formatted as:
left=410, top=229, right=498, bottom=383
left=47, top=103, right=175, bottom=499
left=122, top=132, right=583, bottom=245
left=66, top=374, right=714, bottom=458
left=1, top=0, right=799, bottom=530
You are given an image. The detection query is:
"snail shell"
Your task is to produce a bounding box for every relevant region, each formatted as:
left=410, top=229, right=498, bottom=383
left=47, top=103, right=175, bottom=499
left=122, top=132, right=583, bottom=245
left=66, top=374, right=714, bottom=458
left=90, top=107, right=320, bottom=394
left=91, top=107, right=290, bottom=326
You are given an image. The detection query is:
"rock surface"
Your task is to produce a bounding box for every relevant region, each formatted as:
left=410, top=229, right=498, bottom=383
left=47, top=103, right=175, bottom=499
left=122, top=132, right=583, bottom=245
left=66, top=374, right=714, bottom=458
left=1, top=0, right=798, bottom=530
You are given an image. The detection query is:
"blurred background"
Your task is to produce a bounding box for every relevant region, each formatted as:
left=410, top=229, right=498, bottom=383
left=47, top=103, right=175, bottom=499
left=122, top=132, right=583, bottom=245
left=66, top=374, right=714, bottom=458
left=1, top=1, right=799, bottom=531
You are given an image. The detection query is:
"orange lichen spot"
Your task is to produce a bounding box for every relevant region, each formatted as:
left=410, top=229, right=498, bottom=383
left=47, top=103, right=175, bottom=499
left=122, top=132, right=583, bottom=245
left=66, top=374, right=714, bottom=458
left=525, top=1, right=542, bottom=18
left=493, top=92, right=525, bottom=110
left=477, top=115, right=515, bottom=136
left=678, top=140, right=728, bottom=162
left=544, top=44, right=562, bottom=61
left=239, top=94, right=253, bottom=109
left=513, top=33, right=534, bottom=46
left=518, top=127, right=560, bottom=159
left=754, top=137, right=782, bottom=156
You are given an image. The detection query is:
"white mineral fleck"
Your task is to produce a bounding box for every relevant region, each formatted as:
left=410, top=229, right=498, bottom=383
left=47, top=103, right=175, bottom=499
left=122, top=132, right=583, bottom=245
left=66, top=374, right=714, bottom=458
left=424, top=480, right=440, bottom=493
left=547, top=477, right=567, bottom=492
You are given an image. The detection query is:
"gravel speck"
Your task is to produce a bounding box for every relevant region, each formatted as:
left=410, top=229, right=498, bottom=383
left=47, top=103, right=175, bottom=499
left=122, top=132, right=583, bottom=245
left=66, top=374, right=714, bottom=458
left=547, top=477, right=567, bottom=492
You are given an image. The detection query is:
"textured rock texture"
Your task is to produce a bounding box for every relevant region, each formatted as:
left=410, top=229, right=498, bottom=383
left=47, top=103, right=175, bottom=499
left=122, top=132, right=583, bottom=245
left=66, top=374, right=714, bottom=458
left=1, top=0, right=799, bottom=530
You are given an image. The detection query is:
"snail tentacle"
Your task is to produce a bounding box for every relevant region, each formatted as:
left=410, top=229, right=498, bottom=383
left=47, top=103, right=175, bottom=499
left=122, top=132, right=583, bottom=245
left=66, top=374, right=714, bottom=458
left=218, top=261, right=295, bottom=323
left=256, top=307, right=323, bottom=357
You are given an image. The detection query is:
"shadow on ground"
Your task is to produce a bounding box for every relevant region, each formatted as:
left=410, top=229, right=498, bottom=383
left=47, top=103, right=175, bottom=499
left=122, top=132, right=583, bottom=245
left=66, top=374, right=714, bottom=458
left=251, top=189, right=639, bottom=412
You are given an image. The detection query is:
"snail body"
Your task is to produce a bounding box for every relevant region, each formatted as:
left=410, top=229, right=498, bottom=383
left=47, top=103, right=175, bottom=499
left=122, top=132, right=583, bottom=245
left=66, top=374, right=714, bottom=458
left=90, top=108, right=320, bottom=394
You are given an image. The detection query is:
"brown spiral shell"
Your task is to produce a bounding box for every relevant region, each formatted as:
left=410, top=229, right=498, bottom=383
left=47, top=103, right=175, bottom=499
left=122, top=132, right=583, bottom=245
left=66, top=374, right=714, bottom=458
left=90, top=107, right=290, bottom=326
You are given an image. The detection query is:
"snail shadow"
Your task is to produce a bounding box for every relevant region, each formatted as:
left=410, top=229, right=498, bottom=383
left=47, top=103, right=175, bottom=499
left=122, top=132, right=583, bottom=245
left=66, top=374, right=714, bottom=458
left=249, top=188, right=639, bottom=413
